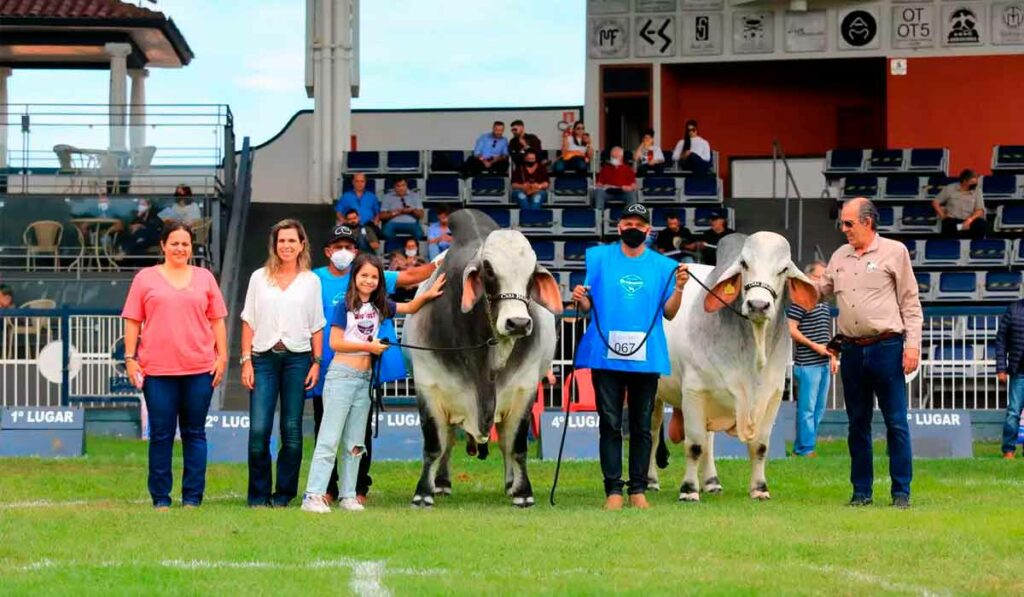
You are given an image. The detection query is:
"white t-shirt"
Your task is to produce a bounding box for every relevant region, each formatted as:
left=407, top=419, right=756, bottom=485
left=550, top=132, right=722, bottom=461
left=671, top=135, right=711, bottom=162
left=566, top=135, right=589, bottom=154
left=241, top=268, right=326, bottom=353
left=331, top=299, right=397, bottom=356
left=636, top=145, right=665, bottom=165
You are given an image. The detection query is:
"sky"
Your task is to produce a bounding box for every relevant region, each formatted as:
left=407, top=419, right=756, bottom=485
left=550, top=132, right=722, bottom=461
left=6, top=0, right=586, bottom=148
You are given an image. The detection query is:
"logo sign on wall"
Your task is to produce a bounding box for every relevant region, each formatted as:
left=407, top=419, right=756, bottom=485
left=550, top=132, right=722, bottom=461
left=681, top=12, right=723, bottom=55
left=733, top=11, right=775, bottom=54
left=587, top=0, right=629, bottom=15
left=682, top=0, right=724, bottom=9
left=588, top=17, right=630, bottom=58
left=637, top=0, right=677, bottom=12
left=892, top=4, right=936, bottom=48
left=784, top=10, right=827, bottom=53
left=992, top=2, right=1024, bottom=45
left=635, top=16, right=676, bottom=57
left=943, top=3, right=985, bottom=46
left=838, top=6, right=881, bottom=49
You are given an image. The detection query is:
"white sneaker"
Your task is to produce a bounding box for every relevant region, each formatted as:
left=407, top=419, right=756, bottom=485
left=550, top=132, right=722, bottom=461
left=338, top=497, right=365, bottom=512
left=301, top=493, right=331, bottom=514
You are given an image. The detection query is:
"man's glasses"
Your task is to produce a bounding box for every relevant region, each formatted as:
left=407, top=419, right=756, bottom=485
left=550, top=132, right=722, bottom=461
left=840, top=220, right=856, bottom=229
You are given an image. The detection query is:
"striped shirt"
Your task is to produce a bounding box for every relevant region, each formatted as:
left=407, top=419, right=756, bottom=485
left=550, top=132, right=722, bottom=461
left=787, top=302, right=832, bottom=366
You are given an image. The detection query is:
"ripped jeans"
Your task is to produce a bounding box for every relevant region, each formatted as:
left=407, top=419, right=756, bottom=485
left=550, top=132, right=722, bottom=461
left=305, top=363, right=372, bottom=499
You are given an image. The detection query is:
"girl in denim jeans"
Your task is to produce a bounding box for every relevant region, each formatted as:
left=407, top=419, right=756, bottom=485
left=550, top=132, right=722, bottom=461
left=303, top=254, right=446, bottom=513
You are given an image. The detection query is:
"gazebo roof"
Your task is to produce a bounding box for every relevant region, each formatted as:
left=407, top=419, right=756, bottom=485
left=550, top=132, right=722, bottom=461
left=0, top=0, right=194, bottom=69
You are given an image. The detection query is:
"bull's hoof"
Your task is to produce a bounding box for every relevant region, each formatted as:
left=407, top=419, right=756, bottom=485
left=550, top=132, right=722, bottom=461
left=703, top=477, right=723, bottom=494
left=476, top=443, right=489, bottom=460
left=749, top=490, right=771, bottom=501
left=647, top=479, right=661, bottom=492
left=411, top=494, right=435, bottom=509
left=512, top=496, right=535, bottom=508
left=432, top=485, right=452, bottom=496
left=679, top=491, right=700, bottom=502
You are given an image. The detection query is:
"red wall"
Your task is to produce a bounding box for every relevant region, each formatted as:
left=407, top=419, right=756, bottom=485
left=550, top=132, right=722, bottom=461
left=661, top=59, right=887, bottom=192
left=887, top=55, right=1024, bottom=176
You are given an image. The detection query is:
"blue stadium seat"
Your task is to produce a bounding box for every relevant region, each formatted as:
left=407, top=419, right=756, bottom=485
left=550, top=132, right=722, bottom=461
left=652, top=208, right=682, bottom=228
left=682, top=176, right=719, bottom=202
left=693, top=206, right=727, bottom=229
left=883, top=176, right=922, bottom=199
left=640, top=177, right=679, bottom=203
left=931, top=344, right=976, bottom=378
left=558, top=208, right=599, bottom=235
left=914, top=272, right=932, bottom=300
left=997, top=204, right=1024, bottom=232
left=842, top=176, right=878, bottom=199
left=900, top=204, right=939, bottom=232
left=386, top=151, right=421, bottom=173
left=603, top=207, right=623, bottom=235
left=341, top=176, right=378, bottom=194
left=981, top=174, right=1019, bottom=198
left=968, top=239, right=1008, bottom=265
left=345, top=151, right=381, bottom=173
left=531, top=240, right=556, bottom=267
left=468, top=177, right=507, bottom=204
left=922, top=239, right=963, bottom=265
left=825, top=149, right=864, bottom=173
left=924, top=176, right=957, bottom=199
left=867, top=149, right=904, bottom=172
left=562, top=240, right=597, bottom=268
left=983, top=271, right=1022, bottom=300
left=517, top=208, right=555, bottom=233
left=966, top=315, right=999, bottom=337
left=424, top=175, right=461, bottom=201
left=993, top=145, right=1024, bottom=172
left=383, top=177, right=419, bottom=193
left=902, top=239, right=918, bottom=263
left=936, top=272, right=978, bottom=300
left=569, top=270, right=586, bottom=291
left=429, top=150, right=465, bottom=173
left=551, top=176, right=590, bottom=205
left=876, top=206, right=897, bottom=232
left=479, top=207, right=513, bottom=228
left=907, top=148, right=947, bottom=174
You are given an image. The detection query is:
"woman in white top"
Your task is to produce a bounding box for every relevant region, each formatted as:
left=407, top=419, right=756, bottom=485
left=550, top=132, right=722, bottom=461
left=671, top=119, right=713, bottom=175
left=553, top=121, right=593, bottom=175
left=240, top=219, right=325, bottom=508
left=634, top=127, right=666, bottom=177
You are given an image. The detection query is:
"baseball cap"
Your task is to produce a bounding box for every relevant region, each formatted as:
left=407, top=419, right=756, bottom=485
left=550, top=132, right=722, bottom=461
left=326, top=224, right=357, bottom=245
left=621, top=203, right=651, bottom=223
left=709, top=209, right=727, bottom=220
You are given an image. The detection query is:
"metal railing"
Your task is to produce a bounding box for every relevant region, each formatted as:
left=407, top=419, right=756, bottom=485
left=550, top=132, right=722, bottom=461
left=772, top=139, right=807, bottom=262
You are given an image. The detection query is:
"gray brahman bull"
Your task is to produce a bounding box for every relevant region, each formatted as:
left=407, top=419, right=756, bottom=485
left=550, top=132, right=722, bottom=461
left=402, top=209, right=562, bottom=508
left=648, top=232, right=817, bottom=501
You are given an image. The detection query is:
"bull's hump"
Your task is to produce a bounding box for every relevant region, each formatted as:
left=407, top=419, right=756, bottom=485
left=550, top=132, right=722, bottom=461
left=450, top=209, right=499, bottom=245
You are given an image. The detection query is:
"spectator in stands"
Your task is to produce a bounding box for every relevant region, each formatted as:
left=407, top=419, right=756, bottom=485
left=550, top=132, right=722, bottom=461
left=336, top=173, right=381, bottom=227
left=308, top=225, right=438, bottom=504
left=553, top=121, right=593, bottom=175
left=462, top=121, right=509, bottom=178
left=119, top=199, right=164, bottom=259
left=511, top=149, right=550, bottom=210
left=240, top=219, right=325, bottom=508
left=932, top=169, right=987, bottom=239
left=995, top=297, right=1024, bottom=460
left=389, top=238, right=426, bottom=272
left=343, top=208, right=380, bottom=254
left=160, top=184, right=202, bottom=225
left=121, top=222, right=228, bottom=510
left=634, top=128, right=666, bottom=177
left=427, top=204, right=454, bottom=260
left=594, top=147, right=638, bottom=209
left=696, top=210, right=734, bottom=265
left=787, top=261, right=836, bottom=458
left=0, top=284, right=13, bottom=309
left=508, top=119, right=543, bottom=169
left=654, top=211, right=695, bottom=262
left=380, top=177, right=425, bottom=245
left=671, top=119, right=712, bottom=174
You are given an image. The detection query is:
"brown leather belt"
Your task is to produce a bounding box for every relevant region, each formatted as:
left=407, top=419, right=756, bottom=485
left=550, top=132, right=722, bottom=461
left=845, top=331, right=902, bottom=347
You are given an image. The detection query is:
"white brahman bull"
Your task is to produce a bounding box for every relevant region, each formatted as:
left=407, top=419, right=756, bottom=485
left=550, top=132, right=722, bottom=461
left=648, top=232, right=817, bottom=501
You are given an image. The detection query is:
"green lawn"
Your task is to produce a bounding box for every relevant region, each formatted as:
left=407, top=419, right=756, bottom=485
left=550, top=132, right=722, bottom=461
left=1, top=436, right=1022, bottom=595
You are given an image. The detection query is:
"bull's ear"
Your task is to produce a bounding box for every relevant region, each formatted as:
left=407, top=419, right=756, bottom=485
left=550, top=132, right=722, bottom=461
left=461, top=261, right=484, bottom=313
left=531, top=265, right=564, bottom=315
left=785, top=261, right=819, bottom=310
left=704, top=263, right=742, bottom=313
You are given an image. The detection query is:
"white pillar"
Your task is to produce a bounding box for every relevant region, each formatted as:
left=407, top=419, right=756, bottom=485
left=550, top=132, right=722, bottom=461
left=105, top=43, right=131, bottom=153
left=309, top=0, right=324, bottom=203
left=0, top=67, right=10, bottom=171
left=129, top=68, right=148, bottom=152
left=652, top=62, right=662, bottom=148
left=319, top=0, right=334, bottom=204
left=331, top=0, right=353, bottom=202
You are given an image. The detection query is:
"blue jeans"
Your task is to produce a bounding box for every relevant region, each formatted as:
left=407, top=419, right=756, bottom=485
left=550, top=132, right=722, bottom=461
left=142, top=373, right=214, bottom=507
left=1001, top=374, right=1024, bottom=454
left=382, top=219, right=424, bottom=240
left=839, top=337, right=913, bottom=498
left=792, top=363, right=831, bottom=455
left=248, top=350, right=310, bottom=507
left=594, top=188, right=637, bottom=210
left=553, top=156, right=588, bottom=175
left=512, top=189, right=548, bottom=210
left=306, top=363, right=372, bottom=499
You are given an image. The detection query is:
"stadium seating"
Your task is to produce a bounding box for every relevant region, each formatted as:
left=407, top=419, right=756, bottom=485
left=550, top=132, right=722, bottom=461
left=386, top=150, right=422, bottom=174
left=867, top=149, right=905, bottom=172
left=424, top=175, right=461, bottom=203
left=995, top=204, right=1024, bottom=232
left=992, top=145, right=1024, bottom=173
left=551, top=176, right=590, bottom=205
left=345, top=151, right=382, bottom=173
left=903, top=239, right=919, bottom=263
left=876, top=206, right=897, bottom=232
left=841, top=175, right=878, bottom=199
left=922, top=239, right=963, bottom=266
left=981, top=174, right=1019, bottom=198
left=968, top=239, right=1008, bottom=266
left=517, top=208, right=556, bottom=234
left=882, top=175, right=922, bottom=200
left=562, top=240, right=597, bottom=268
left=824, top=149, right=865, bottom=175
left=682, top=176, right=721, bottom=202
left=429, top=150, right=465, bottom=174
left=639, top=176, right=679, bottom=203
left=983, top=271, right=1022, bottom=300
left=467, top=177, right=507, bottom=204
left=924, top=176, right=957, bottom=199
left=915, top=272, right=933, bottom=301
left=900, top=204, right=939, bottom=232
left=936, top=272, right=978, bottom=301
left=478, top=206, right=514, bottom=228
left=531, top=240, right=556, bottom=268
left=556, top=208, right=600, bottom=235
left=907, top=148, right=948, bottom=175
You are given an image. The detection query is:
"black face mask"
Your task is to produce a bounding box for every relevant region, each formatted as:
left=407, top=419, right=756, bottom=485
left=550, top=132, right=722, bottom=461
left=621, top=227, right=647, bottom=248
left=968, top=183, right=978, bottom=191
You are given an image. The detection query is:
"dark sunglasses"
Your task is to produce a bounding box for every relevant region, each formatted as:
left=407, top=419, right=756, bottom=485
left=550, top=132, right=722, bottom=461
left=840, top=220, right=856, bottom=229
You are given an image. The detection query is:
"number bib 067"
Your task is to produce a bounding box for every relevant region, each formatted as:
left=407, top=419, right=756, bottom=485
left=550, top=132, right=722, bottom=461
left=607, top=330, right=647, bottom=362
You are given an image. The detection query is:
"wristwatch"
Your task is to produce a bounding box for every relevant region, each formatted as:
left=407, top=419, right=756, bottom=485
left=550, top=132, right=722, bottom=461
left=312, top=356, right=322, bottom=365
left=239, top=354, right=252, bottom=365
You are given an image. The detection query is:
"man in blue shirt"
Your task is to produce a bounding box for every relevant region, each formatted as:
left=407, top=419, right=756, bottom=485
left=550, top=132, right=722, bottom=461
left=427, top=204, right=454, bottom=260
left=335, top=173, right=381, bottom=227
left=461, top=121, right=510, bottom=178
left=310, top=224, right=439, bottom=503
left=571, top=203, right=689, bottom=510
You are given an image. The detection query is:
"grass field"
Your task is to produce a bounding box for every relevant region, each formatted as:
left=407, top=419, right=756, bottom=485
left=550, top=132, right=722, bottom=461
left=1, top=436, right=1023, bottom=596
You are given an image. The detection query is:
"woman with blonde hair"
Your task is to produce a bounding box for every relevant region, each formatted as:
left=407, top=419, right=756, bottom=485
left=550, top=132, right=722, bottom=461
left=240, top=219, right=325, bottom=508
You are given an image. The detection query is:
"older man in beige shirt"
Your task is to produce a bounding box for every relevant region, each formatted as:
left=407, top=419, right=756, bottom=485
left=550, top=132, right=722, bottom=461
left=815, top=197, right=922, bottom=510
left=933, top=168, right=987, bottom=239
